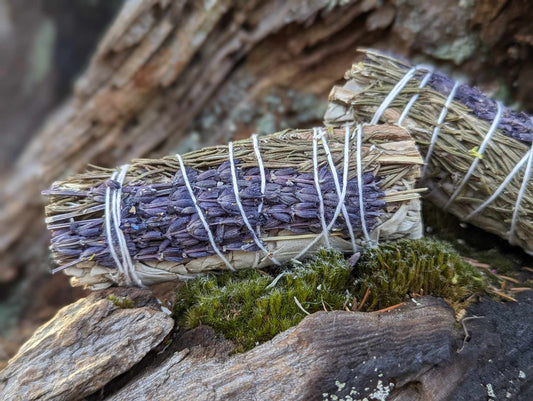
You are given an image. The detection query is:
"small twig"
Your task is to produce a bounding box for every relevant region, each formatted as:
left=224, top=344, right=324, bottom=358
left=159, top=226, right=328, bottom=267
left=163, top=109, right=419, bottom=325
left=490, top=287, right=518, bottom=302
left=462, top=257, right=490, bottom=269
left=497, top=274, right=520, bottom=284
left=357, top=288, right=371, bottom=311
left=351, top=296, right=358, bottom=311
left=458, top=315, right=485, bottom=353
left=509, top=287, right=532, bottom=293
left=376, top=302, right=404, bottom=313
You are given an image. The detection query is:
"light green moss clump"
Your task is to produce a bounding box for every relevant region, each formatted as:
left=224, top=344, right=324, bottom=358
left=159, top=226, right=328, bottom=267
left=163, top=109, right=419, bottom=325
left=107, top=294, right=135, bottom=309
left=174, top=239, right=488, bottom=352
left=174, top=248, right=354, bottom=352
left=354, top=239, right=487, bottom=311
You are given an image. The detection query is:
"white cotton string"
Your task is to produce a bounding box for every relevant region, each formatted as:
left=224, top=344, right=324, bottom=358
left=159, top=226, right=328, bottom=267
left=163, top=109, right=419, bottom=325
left=111, top=165, right=133, bottom=285
left=356, top=124, right=371, bottom=243
left=422, top=81, right=461, bottom=178
left=312, top=127, right=331, bottom=248
left=294, top=126, right=356, bottom=259
left=228, top=141, right=280, bottom=265
left=293, top=127, right=330, bottom=259
left=176, top=154, right=236, bottom=271
left=371, top=66, right=419, bottom=125
left=341, top=125, right=358, bottom=250
left=252, top=134, right=267, bottom=225
left=111, top=166, right=130, bottom=284
left=444, top=101, right=504, bottom=210
left=112, top=165, right=143, bottom=287
left=319, top=127, right=357, bottom=251
left=466, top=149, right=532, bottom=220
left=104, top=171, right=124, bottom=278
left=102, top=165, right=144, bottom=287
left=509, top=138, right=533, bottom=245
left=398, top=68, right=434, bottom=126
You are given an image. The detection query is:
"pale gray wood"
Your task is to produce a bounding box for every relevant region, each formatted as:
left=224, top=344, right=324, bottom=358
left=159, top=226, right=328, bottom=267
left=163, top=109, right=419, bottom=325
left=0, top=288, right=173, bottom=401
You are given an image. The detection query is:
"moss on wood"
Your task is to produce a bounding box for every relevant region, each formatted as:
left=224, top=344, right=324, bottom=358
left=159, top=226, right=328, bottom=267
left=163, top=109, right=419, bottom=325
left=173, top=239, right=490, bottom=352
left=107, top=295, right=135, bottom=309
left=354, top=239, right=487, bottom=312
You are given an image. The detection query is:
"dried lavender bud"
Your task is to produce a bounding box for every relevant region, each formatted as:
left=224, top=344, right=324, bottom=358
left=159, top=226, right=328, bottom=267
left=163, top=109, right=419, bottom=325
left=47, top=161, right=385, bottom=272
left=421, top=71, right=533, bottom=143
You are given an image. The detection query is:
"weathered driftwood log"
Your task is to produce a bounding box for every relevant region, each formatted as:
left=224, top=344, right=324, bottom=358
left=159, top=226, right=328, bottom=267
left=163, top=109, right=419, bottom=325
left=0, top=288, right=173, bottom=401
left=2, top=293, right=532, bottom=400
left=44, top=125, right=423, bottom=288
left=109, top=297, right=456, bottom=401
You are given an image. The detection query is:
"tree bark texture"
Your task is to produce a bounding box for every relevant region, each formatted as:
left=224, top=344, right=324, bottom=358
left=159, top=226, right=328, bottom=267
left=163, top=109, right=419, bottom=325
left=0, top=288, right=173, bottom=401
left=2, top=293, right=532, bottom=400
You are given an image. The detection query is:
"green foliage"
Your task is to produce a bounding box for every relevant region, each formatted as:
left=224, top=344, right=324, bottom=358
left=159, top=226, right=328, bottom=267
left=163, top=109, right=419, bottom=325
left=174, top=248, right=354, bottom=352
left=107, top=294, right=135, bottom=309
left=174, top=240, right=489, bottom=352
left=354, top=239, right=487, bottom=311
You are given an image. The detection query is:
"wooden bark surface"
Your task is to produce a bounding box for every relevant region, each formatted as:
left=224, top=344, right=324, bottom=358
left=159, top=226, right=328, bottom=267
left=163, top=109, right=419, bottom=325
left=103, top=294, right=533, bottom=401
left=0, top=288, right=173, bottom=401
left=2, top=292, right=532, bottom=400
left=0, top=0, right=122, bottom=172
left=105, top=297, right=453, bottom=401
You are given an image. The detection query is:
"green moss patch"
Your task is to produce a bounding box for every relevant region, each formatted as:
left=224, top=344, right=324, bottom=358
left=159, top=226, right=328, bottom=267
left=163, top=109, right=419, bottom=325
left=354, top=239, right=487, bottom=311
left=174, top=239, right=489, bottom=352
left=107, top=294, right=135, bottom=309
left=174, top=248, right=354, bottom=352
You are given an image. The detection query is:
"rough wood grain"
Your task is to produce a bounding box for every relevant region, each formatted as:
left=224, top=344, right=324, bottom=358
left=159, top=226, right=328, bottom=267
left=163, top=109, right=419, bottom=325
left=0, top=288, right=173, bottom=401
left=93, top=293, right=533, bottom=400
left=106, top=297, right=455, bottom=401
left=0, top=0, right=122, bottom=172
left=2, top=291, right=532, bottom=400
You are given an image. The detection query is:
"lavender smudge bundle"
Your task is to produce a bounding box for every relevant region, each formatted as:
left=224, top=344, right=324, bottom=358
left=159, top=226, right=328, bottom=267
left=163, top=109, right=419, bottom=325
left=44, top=126, right=424, bottom=289
left=326, top=49, right=533, bottom=255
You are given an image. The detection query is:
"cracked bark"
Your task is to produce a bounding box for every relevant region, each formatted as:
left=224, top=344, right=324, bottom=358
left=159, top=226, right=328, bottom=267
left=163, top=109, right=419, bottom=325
left=0, top=288, right=173, bottom=401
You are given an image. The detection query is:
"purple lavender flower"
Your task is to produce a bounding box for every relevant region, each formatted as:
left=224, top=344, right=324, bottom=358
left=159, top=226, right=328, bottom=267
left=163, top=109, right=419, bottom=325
left=47, top=161, right=386, bottom=270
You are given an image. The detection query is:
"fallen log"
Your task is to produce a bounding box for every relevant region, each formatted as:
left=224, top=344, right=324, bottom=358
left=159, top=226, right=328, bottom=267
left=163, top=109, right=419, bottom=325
left=2, top=293, right=532, bottom=400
